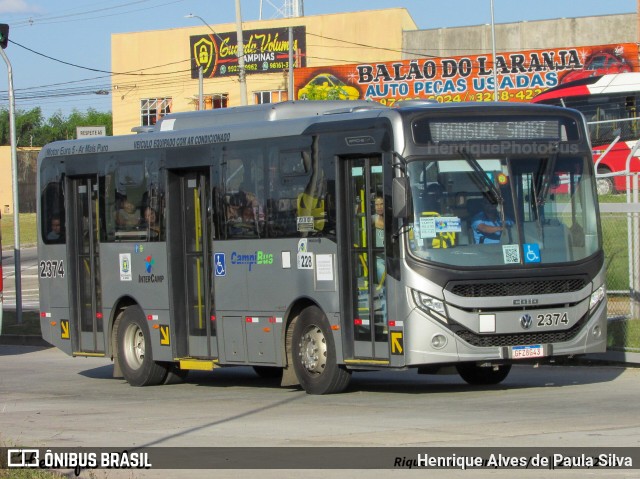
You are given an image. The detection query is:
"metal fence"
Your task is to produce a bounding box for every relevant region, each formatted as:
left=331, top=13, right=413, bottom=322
left=600, top=178, right=640, bottom=352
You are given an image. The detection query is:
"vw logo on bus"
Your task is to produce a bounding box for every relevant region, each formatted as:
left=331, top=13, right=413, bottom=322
left=520, top=314, right=533, bottom=330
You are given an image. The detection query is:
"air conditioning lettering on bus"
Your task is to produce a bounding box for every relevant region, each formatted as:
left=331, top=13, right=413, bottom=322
left=231, top=251, right=274, bottom=271
left=133, top=132, right=231, bottom=150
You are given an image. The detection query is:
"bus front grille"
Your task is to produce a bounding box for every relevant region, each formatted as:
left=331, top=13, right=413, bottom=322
left=449, top=278, right=587, bottom=298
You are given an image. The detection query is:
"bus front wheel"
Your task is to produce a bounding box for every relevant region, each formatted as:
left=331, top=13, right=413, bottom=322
left=456, top=363, right=511, bottom=385
left=116, top=305, right=168, bottom=387
left=291, top=306, right=351, bottom=394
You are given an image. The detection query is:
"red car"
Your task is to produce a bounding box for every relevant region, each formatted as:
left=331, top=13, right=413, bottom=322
left=561, top=52, right=631, bottom=84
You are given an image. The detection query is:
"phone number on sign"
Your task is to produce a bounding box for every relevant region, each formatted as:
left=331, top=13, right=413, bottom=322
left=375, top=89, right=544, bottom=106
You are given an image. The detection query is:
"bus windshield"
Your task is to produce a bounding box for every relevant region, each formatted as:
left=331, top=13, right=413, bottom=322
left=406, top=152, right=601, bottom=267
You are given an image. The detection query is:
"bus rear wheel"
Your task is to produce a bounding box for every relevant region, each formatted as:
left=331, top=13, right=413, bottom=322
left=292, top=306, right=351, bottom=395
left=116, top=305, right=168, bottom=387
left=456, top=363, right=511, bottom=385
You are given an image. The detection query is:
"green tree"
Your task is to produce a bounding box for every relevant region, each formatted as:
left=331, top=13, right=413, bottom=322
left=0, top=107, right=43, bottom=146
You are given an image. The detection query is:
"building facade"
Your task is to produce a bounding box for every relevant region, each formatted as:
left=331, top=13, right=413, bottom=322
left=0, top=147, right=39, bottom=216
left=403, top=13, right=636, bottom=58
left=110, top=9, right=417, bottom=136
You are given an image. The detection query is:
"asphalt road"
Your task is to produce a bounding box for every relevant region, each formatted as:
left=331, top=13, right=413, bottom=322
left=0, top=345, right=638, bottom=479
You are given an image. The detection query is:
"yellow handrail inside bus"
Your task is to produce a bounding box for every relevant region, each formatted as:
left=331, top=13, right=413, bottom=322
left=194, top=186, right=204, bottom=330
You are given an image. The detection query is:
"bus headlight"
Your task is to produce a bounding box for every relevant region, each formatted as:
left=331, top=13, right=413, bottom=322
left=589, top=285, right=605, bottom=311
left=412, top=290, right=447, bottom=322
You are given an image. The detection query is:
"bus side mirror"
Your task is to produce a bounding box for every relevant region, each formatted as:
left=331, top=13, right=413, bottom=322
left=392, top=177, right=411, bottom=219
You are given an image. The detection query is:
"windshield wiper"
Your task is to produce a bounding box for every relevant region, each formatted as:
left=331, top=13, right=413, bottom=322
left=536, top=144, right=560, bottom=206
left=461, top=149, right=503, bottom=206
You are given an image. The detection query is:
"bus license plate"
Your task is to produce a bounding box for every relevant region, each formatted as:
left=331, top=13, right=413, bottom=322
left=512, top=344, right=544, bottom=359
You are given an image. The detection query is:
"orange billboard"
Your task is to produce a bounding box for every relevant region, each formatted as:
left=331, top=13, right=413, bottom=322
left=294, top=43, right=639, bottom=105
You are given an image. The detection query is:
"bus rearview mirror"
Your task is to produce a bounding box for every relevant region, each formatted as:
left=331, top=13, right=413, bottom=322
left=392, top=177, right=410, bottom=219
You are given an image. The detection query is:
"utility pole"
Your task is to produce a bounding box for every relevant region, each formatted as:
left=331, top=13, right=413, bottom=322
left=0, top=24, right=22, bottom=323
left=235, top=0, right=248, bottom=105
left=490, top=0, right=499, bottom=101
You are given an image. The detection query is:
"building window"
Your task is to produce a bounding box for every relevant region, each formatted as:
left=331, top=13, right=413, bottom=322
left=207, top=93, right=228, bottom=109
left=191, top=94, right=229, bottom=110
left=141, top=98, right=172, bottom=126
left=254, top=90, right=288, bottom=104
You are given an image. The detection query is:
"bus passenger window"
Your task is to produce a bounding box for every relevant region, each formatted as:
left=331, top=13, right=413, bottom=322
left=107, top=160, right=148, bottom=242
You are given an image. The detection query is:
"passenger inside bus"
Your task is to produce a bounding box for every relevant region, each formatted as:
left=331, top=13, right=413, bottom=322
left=372, top=194, right=385, bottom=283
left=46, top=215, right=64, bottom=242
left=142, top=206, right=160, bottom=239
left=116, top=199, right=141, bottom=230
left=225, top=190, right=262, bottom=237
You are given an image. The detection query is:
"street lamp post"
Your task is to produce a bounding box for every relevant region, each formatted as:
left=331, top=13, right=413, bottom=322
left=185, top=8, right=248, bottom=106
left=0, top=44, right=22, bottom=323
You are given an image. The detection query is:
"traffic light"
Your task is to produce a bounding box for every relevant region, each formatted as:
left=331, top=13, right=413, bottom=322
left=0, top=24, right=9, bottom=49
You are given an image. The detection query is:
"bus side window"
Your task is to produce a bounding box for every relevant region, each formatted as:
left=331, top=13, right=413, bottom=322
left=107, top=160, right=147, bottom=241
left=41, top=165, right=66, bottom=245
left=274, top=149, right=311, bottom=238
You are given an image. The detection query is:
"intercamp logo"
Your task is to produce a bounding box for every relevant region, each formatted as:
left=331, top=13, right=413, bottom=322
left=145, top=255, right=154, bottom=273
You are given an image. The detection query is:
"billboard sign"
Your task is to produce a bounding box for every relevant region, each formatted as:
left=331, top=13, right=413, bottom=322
left=294, top=43, right=639, bottom=105
left=190, top=26, right=306, bottom=78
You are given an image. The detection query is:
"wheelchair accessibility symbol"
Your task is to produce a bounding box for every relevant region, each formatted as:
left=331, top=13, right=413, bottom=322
left=523, top=243, right=541, bottom=263
left=214, top=253, right=226, bottom=276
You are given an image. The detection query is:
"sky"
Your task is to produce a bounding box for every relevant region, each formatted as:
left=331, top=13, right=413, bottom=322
left=0, top=0, right=636, bottom=119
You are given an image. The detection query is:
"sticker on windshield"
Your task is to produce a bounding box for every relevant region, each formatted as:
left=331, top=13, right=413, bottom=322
left=419, top=217, right=436, bottom=238
left=523, top=243, right=541, bottom=263
left=434, top=217, right=462, bottom=233
left=502, top=244, right=520, bottom=264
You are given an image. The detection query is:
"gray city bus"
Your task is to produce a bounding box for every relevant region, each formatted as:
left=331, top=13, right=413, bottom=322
left=37, top=100, right=607, bottom=394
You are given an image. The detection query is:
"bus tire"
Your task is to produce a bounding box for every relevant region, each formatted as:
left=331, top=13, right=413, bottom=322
left=456, top=363, right=511, bottom=385
left=116, top=305, right=168, bottom=387
left=596, top=167, right=614, bottom=196
left=291, top=306, right=351, bottom=394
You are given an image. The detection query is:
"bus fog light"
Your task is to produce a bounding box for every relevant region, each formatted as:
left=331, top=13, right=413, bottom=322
left=592, top=325, right=602, bottom=338
left=431, top=334, right=447, bottom=349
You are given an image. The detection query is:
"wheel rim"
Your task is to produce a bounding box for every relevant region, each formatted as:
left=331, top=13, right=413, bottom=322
left=123, top=323, right=145, bottom=369
left=298, top=324, right=327, bottom=375
left=596, top=176, right=612, bottom=195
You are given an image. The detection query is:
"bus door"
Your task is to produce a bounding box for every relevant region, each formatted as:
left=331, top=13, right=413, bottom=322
left=343, top=157, right=389, bottom=360
left=67, top=176, right=103, bottom=353
left=167, top=170, right=216, bottom=359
